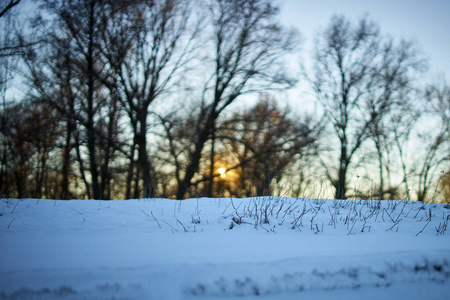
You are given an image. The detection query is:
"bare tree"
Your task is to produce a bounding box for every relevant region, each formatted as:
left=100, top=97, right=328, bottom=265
left=415, top=81, right=450, bottom=202
left=25, top=0, right=122, bottom=199
left=311, top=15, right=425, bottom=199
left=175, top=0, right=299, bottom=199
left=100, top=0, right=200, bottom=198
left=155, top=95, right=320, bottom=198
left=0, top=0, right=20, bottom=19
left=217, top=96, right=320, bottom=197
left=0, top=0, right=26, bottom=196
left=367, top=39, right=426, bottom=199
left=0, top=100, right=60, bottom=198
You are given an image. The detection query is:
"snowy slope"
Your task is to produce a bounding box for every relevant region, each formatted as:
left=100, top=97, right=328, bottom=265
left=1, top=197, right=449, bottom=299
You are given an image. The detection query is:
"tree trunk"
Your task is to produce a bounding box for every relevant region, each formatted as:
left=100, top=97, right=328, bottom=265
left=207, top=122, right=216, bottom=197
left=14, top=170, right=23, bottom=199
left=60, top=123, right=72, bottom=200
left=177, top=149, right=202, bottom=199
left=177, top=133, right=208, bottom=199
left=0, top=147, right=7, bottom=197
left=176, top=112, right=215, bottom=199
left=85, top=0, right=101, bottom=200
left=376, top=140, right=384, bottom=200
left=75, top=132, right=91, bottom=199
left=135, top=111, right=156, bottom=198
left=335, top=142, right=348, bottom=200
left=86, top=111, right=101, bottom=199
left=125, top=144, right=136, bottom=199
left=335, top=166, right=347, bottom=200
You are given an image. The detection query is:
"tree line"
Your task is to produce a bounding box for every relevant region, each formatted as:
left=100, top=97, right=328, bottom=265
left=0, top=0, right=448, bottom=201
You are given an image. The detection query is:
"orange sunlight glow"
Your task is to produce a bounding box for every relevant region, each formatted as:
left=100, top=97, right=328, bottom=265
left=218, top=167, right=226, bottom=178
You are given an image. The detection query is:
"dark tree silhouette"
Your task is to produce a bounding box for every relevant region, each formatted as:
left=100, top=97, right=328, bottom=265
left=311, top=15, right=425, bottom=199
left=217, top=96, right=321, bottom=197
left=25, top=0, right=122, bottom=199
left=415, top=81, right=450, bottom=202
left=0, top=0, right=20, bottom=19
left=100, top=0, right=199, bottom=198
left=176, top=0, right=299, bottom=199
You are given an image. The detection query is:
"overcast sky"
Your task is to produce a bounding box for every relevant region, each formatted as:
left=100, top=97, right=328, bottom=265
left=279, top=0, right=450, bottom=78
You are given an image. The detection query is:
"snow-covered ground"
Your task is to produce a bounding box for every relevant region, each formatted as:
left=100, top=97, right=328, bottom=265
left=1, top=197, right=449, bottom=299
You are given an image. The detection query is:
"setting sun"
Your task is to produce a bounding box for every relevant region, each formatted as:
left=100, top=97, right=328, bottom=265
left=218, top=168, right=226, bottom=175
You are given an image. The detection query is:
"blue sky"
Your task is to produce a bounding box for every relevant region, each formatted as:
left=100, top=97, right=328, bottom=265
left=17, top=0, right=449, bottom=78
left=279, top=0, right=450, bottom=78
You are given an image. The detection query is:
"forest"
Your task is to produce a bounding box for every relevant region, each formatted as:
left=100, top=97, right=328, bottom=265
left=0, top=0, right=449, bottom=201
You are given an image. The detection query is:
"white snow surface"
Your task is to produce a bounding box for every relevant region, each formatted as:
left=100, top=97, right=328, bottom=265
left=1, top=197, right=449, bottom=299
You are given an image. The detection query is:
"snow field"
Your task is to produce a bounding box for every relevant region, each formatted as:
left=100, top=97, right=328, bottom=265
left=1, top=197, right=449, bottom=299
